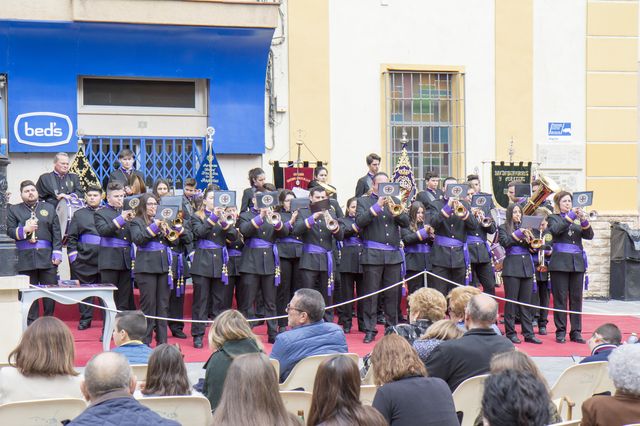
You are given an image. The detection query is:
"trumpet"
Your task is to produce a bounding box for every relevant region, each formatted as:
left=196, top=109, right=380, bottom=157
left=386, top=197, right=404, bottom=217
left=160, top=221, right=180, bottom=242
left=123, top=210, right=135, bottom=221
left=589, top=210, right=598, bottom=220
left=222, top=212, right=236, bottom=226
left=522, top=229, right=543, bottom=249
left=472, top=208, right=493, bottom=227
left=323, top=210, right=339, bottom=232
left=26, top=211, right=38, bottom=244
left=453, top=200, right=466, bottom=217
left=266, top=208, right=281, bottom=226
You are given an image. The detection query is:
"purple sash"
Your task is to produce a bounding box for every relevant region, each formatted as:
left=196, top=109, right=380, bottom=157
left=16, top=240, right=52, bottom=250
left=342, top=236, right=363, bottom=247
left=79, top=234, right=101, bottom=245
left=506, top=245, right=538, bottom=292
left=304, top=243, right=335, bottom=296
left=434, top=235, right=471, bottom=285
left=170, top=249, right=185, bottom=297
left=554, top=242, right=589, bottom=289
left=403, top=244, right=431, bottom=254
left=100, top=237, right=131, bottom=248
left=137, top=241, right=174, bottom=290
left=246, top=238, right=281, bottom=286
left=363, top=240, right=406, bottom=280
left=197, top=240, right=230, bottom=285
left=228, top=248, right=242, bottom=257
left=277, top=237, right=303, bottom=245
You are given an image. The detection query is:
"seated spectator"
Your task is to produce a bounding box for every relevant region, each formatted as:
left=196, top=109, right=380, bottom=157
left=140, top=344, right=191, bottom=397
left=111, top=310, right=153, bottom=364
left=203, top=310, right=263, bottom=411
left=211, top=353, right=299, bottom=426
left=271, top=289, right=348, bottom=382
left=307, top=355, right=387, bottom=426
left=425, top=294, right=514, bottom=392
left=413, top=319, right=464, bottom=364
left=66, top=352, right=179, bottom=425
left=371, top=334, right=459, bottom=426
left=481, top=370, right=551, bottom=426
left=473, top=351, right=561, bottom=426
left=581, top=323, right=622, bottom=364
left=386, top=288, right=447, bottom=344
left=581, top=344, right=640, bottom=426
left=0, top=317, right=83, bottom=404
left=447, top=286, right=499, bottom=334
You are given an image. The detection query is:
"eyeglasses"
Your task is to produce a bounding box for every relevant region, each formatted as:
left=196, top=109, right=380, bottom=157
left=147, top=202, right=158, bottom=206
left=285, top=303, right=306, bottom=314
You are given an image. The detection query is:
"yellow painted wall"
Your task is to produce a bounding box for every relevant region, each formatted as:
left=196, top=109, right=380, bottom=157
left=587, top=1, right=638, bottom=36
left=287, top=0, right=331, bottom=166
left=586, top=73, right=637, bottom=107
left=586, top=144, right=638, bottom=177
left=586, top=109, right=638, bottom=142
left=495, top=0, right=533, bottom=161
left=586, top=178, right=637, bottom=212
left=587, top=39, right=638, bottom=71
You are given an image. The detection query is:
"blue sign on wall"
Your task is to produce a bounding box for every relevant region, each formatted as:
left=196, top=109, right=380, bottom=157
left=0, top=20, right=274, bottom=153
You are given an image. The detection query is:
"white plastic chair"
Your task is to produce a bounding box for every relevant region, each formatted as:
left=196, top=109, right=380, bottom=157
left=550, top=361, right=609, bottom=421
left=451, top=374, right=489, bottom=426
left=547, top=420, right=581, bottom=426
left=359, top=385, right=378, bottom=405
left=270, top=358, right=280, bottom=379
left=137, top=395, right=213, bottom=424
left=0, top=398, right=87, bottom=425
left=280, top=391, right=312, bottom=420
left=130, top=364, right=148, bottom=381
left=279, top=353, right=359, bottom=391
left=362, top=365, right=376, bottom=385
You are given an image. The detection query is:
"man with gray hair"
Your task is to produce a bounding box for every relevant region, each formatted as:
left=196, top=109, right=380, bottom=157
left=65, top=352, right=179, bottom=425
left=270, top=288, right=348, bottom=383
left=581, top=344, right=640, bottom=425
left=425, top=293, right=515, bottom=392
left=36, top=152, right=84, bottom=207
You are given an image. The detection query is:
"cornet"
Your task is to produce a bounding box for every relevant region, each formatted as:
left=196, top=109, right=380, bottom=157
left=160, top=221, right=180, bottom=242
left=266, top=208, right=281, bottom=226
left=386, top=197, right=404, bottom=217
left=323, top=210, right=339, bottom=232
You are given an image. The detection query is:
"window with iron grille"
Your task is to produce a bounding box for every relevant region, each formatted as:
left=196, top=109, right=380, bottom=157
left=385, top=71, right=465, bottom=190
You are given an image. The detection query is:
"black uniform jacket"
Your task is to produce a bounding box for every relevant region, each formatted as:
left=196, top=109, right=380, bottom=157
left=547, top=213, right=594, bottom=272
left=276, top=211, right=303, bottom=259
left=355, top=194, right=409, bottom=265
left=67, top=206, right=101, bottom=276
left=429, top=199, right=477, bottom=269
left=36, top=171, right=84, bottom=207
left=130, top=217, right=181, bottom=274
left=467, top=220, right=496, bottom=264
left=293, top=207, right=344, bottom=272
left=498, top=224, right=535, bottom=278
left=354, top=173, right=373, bottom=197
left=238, top=209, right=289, bottom=275
left=189, top=210, right=237, bottom=278
left=338, top=216, right=363, bottom=274
left=7, top=201, right=62, bottom=272
left=95, top=205, right=133, bottom=271
left=415, top=188, right=444, bottom=210
left=240, top=187, right=255, bottom=212
left=227, top=235, right=244, bottom=277
left=108, top=168, right=146, bottom=189
left=401, top=223, right=433, bottom=272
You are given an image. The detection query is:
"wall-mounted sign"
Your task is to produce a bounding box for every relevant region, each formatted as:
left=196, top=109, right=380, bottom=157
left=548, top=122, right=572, bottom=142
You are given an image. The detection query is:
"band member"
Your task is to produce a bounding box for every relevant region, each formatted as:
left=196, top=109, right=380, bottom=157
left=531, top=179, right=554, bottom=213
left=36, top=152, right=84, bottom=207
left=182, top=177, right=199, bottom=218
left=467, top=204, right=497, bottom=296
left=415, top=170, right=444, bottom=210
left=67, top=186, right=103, bottom=330
left=224, top=204, right=243, bottom=311
left=293, top=186, right=344, bottom=321
left=95, top=182, right=135, bottom=311
left=308, top=166, right=344, bottom=216
left=401, top=201, right=433, bottom=295
left=498, top=203, right=542, bottom=344
left=467, top=173, right=496, bottom=210
left=108, top=148, right=146, bottom=195
left=338, top=197, right=364, bottom=333
left=354, top=153, right=381, bottom=197
left=240, top=167, right=267, bottom=212
left=7, top=180, right=62, bottom=324
left=237, top=190, right=289, bottom=343
left=506, top=180, right=527, bottom=205
left=189, top=186, right=238, bottom=348
left=548, top=191, right=593, bottom=344
left=152, top=178, right=171, bottom=198
left=428, top=178, right=477, bottom=295
left=356, top=172, right=409, bottom=343
left=275, top=190, right=302, bottom=332
left=130, top=194, right=181, bottom=345
left=531, top=209, right=552, bottom=336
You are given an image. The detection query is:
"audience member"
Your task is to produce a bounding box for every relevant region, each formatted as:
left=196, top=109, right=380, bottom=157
left=413, top=319, right=464, bottom=364
left=425, top=294, right=514, bottom=392
left=307, top=355, right=387, bottom=426
left=67, top=352, right=179, bottom=425
left=111, top=310, right=153, bottom=364
left=271, top=289, right=348, bottom=382
left=386, top=288, right=447, bottom=344
left=140, top=344, right=191, bottom=397
left=447, top=286, right=481, bottom=328
left=211, top=353, right=299, bottom=426
left=0, top=317, right=83, bottom=404
left=370, top=334, right=459, bottom=426
left=581, top=344, right=640, bottom=426
left=203, top=309, right=263, bottom=411
left=581, top=322, right=622, bottom=364
left=481, top=370, right=551, bottom=426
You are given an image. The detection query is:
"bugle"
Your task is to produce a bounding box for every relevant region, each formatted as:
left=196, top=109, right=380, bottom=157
left=266, top=208, right=281, bottom=226
left=522, top=229, right=543, bottom=249
left=323, top=210, right=339, bottom=232
left=453, top=200, right=466, bottom=217
left=386, top=197, right=404, bottom=216
left=472, top=208, right=492, bottom=226
left=160, top=221, right=180, bottom=242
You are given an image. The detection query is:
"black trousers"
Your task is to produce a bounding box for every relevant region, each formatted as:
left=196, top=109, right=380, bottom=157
left=71, top=266, right=100, bottom=323
left=551, top=271, right=583, bottom=337
left=430, top=265, right=465, bottom=296
left=101, top=269, right=134, bottom=311
left=361, top=263, right=401, bottom=333
left=277, top=257, right=299, bottom=327
left=339, top=272, right=364, bottom=330
left=471, top=262, right=496, bottom=295
left=299, top=269, right=332, bottom=322
left=168, top=283, right=186, bottom=333
left=531, top=280, right=550, bottom=327
left=502, top=276, right=534, bottom=338
left=192, top=274, right=227, bottom=337
left=238, top=273, right=277, bottom=338
left=223, top=275, right=239, bottom=310
left=136, top=272, right=170, bottom=345
left=24, top=268, right=57, bottom=325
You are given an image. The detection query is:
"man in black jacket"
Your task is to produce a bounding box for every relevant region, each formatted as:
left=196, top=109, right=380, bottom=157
left=354, top=153, right=381, bottom=197
left=415, top=170, right=444, bottom=210
left=36, top=152, right=84, bottom=208
left=424, top=294, right=514, bottom=392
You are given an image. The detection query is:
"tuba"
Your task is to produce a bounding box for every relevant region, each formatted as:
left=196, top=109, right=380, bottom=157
left=522, top=174, right=560, bottom=216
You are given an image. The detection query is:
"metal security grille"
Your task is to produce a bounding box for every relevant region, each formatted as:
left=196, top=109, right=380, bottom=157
left=84, top=136, right=206, bottom=189
left=385, top=71, right=466, bottom=190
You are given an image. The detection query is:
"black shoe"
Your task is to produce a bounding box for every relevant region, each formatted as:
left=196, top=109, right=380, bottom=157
left=556, top=336, right=566, bottom=344
left=364, top=332, right=375, bottom=343
left=343, top=326, right=351, bottom=334
left=508, top=335, right=521, bottom=344
left=78, top=321, right=91, bottom=330
left=194, top=336, right=203, bottom=349
left=376, top=316, right=386, bottom=325
left=538, top=326, right=547, bottom=336
left=525, top=336, right=543, bottom=344
left=570, top=334, right=586, bottom=344
left=268, top=335, right=276, bottom=344
left=172, top=329, right=187, bottom=339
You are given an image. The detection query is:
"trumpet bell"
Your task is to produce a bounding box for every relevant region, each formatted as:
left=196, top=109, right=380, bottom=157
left=267, top=212, right=281, bottom=225
left=588, top=210, right=598, bottom=220
left=166, top=230, right=180, bottom=242
left=224, top=213, right=236, bottom=226
left=530, top=239, right=543, bottom=249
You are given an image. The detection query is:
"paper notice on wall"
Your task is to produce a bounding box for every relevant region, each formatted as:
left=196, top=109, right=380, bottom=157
left=539, top=170, right=580, bottom=192
left=548, top=122, right=572, bottom=142
left=537, top=143, right=583, bottom=169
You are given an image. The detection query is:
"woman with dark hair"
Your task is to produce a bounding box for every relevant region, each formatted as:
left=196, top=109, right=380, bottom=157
left=370, top=334, right=459, bottom=426
left=401, top=201, right=432, bottom=296
left=130, top=193, right=182, bottom=345
left=497, top=203, right=541, bottom=345
left=0, top=317, right=82, bottom=403
left=152, top=178, right=171, bottom=199
left=338, top=196, right=364, bottom=333
left=189, top=186, right=238, bottom=348
left=548, top=190, right=593, bottom=344
left=307, top=355, right=386, bottom=426
left=211, top=353, right=299, bottom=425
left=240, top=167, right=266, bottom=212
left=141, top=344, right=191, bottom=397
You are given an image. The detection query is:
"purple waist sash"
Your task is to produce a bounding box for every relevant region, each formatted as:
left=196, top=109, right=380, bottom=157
left=170, top=250, right=185, bottom=297
left=403, top=244, right=431, bottom=254
left=228, top=249, right=242, bottom=257
left=554, top=242, right=589, bottom=289
left=304, top=243, right=335, bottom=296
left=100, top=237, right=131, bottom=248
left=16, top=240, right=52, bottom=250
left=343, top=236, right=363, bottom=247
left=434, top=235, right=471, bottom=285
left=506, top=245, right=538, bottom=292
left=137, top=241, right=174, bottom=290
left=246, top=238, right=281, bottom=286
left=197, top=240, right=230, bottom=285
left=277, top=237, right=303, bottom=245
left=363, top=240, right=406, bottom=279
left=79, top=234, right=101, bottom=245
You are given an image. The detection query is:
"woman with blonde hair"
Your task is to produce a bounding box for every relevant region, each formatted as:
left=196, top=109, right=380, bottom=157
left=211, top=353, right=299, bottom=425
left=202, top=309, right=263, bottom=411
left=370, top=334, right=459, bottom=426
left=413, top=319, right=464, bottom=363
left=0, top=317, right=83, bottom=403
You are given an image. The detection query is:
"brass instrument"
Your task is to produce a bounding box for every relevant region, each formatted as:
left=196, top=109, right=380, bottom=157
left=522, top=229, right=543, bottom=249
left=522, top=173, right=561, bottom=215
left=323, top=210, right=339, bottom=232
left=266, top=208, right=281, bottom=226
left=472, top=208, right=492, bottom=227
left=160, top=221, right=180, bottom=242
left=123, top=210, right=135, bottom=221
left=453, top=200, right=466, bottom=217
left=588, top=210, right=598, bottom=220
left=223, top=212, right=236, bottom=226
left=26, top=210, right=38, bottom=243
left=386, top=197, right=404, bottom=216
left=316, top=181, right=337, bottom=197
